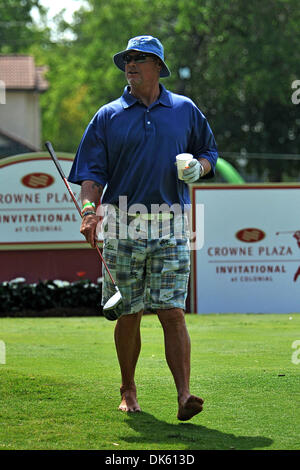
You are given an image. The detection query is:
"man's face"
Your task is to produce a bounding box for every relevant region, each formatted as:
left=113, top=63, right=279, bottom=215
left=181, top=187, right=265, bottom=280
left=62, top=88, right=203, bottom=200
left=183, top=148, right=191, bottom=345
left=124, top=52, right=162, bottom=88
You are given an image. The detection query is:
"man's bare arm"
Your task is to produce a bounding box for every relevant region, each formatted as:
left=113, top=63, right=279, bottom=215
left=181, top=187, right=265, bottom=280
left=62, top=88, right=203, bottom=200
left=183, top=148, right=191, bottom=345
left=80, top=180, right=104, bottom=206
left=199, top=158, right=211, bottom=176
left=80, top=180, right=104, bottom=248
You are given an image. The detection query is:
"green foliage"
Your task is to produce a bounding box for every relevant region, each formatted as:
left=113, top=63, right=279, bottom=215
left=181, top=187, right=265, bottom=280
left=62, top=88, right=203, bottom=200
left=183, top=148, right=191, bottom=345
left=164, top=0, right=300, bottom=157
left=2, top=0, right=300, bottom=177
left=0, top=0, right=49, bottom=53
left=0, top=280, right=103, bottom=316
left=38, top=0, right=300, bottom=162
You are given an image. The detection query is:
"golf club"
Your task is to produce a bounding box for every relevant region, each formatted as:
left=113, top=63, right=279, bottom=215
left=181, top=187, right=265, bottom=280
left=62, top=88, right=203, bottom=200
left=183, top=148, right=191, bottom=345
left=44, top=141, right=122, bottom=321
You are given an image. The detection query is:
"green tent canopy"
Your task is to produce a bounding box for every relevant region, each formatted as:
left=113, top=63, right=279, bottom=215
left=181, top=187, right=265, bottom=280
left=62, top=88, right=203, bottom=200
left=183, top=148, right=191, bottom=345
left=216, top=157, right=245, bottom=183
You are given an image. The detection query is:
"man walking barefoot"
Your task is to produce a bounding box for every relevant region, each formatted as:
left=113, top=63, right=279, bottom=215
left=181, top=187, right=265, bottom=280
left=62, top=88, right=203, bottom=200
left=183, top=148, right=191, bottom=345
left=68, top=36, right=218, bottom=420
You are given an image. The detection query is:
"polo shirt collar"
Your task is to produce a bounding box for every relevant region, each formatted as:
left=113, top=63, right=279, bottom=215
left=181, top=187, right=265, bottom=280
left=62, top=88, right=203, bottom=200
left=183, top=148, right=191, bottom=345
left=158, top=84, right=173, bottom=107
left=120, top=87, right=137, bottom=109
left=121, top=84, right=173, bottom=109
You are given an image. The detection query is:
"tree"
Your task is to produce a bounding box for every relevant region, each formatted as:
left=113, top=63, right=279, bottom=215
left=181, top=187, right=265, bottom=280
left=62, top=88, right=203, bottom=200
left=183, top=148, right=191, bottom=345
left=38, top=0, right=300, bottom=182
left=0, top=0, right=48, bottom=53
left=165, top=0, right=300, bottom=180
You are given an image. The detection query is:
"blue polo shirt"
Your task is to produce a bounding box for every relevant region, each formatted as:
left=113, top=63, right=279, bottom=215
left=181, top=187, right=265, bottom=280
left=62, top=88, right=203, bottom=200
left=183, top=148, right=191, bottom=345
left=68, top=84, right=218, bottom=210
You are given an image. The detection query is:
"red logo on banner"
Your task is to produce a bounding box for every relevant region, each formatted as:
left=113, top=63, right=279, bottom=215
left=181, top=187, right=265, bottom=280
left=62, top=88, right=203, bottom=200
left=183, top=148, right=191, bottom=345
left=21, top=173, right=54, bottom=188
left=235, top=228, right=266, bottom=243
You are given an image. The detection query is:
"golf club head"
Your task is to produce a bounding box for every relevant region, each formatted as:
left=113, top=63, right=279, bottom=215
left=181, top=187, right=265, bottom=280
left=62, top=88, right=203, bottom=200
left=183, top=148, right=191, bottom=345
left=102, top=287, right=123, bottom=321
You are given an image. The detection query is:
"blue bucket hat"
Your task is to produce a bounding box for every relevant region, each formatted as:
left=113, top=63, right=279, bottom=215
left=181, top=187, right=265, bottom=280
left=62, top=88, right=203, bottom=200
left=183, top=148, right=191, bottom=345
left=113, top=35, right=170, bottom=78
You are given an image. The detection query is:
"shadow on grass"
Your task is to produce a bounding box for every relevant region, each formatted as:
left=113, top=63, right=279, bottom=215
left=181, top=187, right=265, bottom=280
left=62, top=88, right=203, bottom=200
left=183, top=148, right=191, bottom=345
left=122, top=412, right=273, bottom=450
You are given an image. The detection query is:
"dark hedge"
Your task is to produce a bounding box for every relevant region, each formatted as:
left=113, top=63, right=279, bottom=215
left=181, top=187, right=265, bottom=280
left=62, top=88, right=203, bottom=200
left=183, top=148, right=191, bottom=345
left=0, top=280, right=103, bottom=317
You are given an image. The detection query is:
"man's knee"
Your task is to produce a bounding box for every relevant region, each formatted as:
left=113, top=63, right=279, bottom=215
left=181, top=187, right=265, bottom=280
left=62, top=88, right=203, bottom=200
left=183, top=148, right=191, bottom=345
left=157, top=308, right=185, bottom=327
left=117, top=309, right=143, bottom=325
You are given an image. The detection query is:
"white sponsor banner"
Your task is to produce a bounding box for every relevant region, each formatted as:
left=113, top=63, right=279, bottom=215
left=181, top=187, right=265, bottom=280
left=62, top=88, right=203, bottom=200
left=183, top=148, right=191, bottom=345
left=191, top=184, right=300, bottom=314
left=0, top=153, right=87, bottom=250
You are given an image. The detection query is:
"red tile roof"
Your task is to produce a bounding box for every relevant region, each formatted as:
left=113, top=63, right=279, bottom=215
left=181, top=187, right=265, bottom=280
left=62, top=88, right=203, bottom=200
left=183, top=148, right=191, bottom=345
left=0, top=55, right=48, bottom=91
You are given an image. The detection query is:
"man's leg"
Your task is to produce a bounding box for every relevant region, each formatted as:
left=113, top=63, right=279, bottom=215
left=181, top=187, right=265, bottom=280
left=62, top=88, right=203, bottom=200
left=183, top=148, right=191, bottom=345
left=114, top=310, right=143, bottom=412
left=157, top=307, right=204, bottom=421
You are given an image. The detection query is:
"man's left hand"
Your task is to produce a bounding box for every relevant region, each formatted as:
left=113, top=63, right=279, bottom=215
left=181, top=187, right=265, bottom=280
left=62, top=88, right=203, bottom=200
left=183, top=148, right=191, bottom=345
left=182, top=159, right=201, bottom=183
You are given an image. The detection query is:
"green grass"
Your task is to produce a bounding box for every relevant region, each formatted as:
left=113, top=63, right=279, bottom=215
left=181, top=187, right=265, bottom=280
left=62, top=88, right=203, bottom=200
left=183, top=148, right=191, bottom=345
left=0, top=313, right=299, bottom=450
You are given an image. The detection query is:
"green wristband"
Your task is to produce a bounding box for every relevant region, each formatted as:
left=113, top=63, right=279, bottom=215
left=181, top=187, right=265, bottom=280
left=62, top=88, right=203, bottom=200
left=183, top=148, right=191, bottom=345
left=82, top=202, right=96, bottom=210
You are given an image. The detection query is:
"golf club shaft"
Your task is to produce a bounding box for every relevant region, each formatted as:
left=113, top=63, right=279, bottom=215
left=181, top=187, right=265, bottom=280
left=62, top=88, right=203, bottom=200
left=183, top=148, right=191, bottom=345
left=44, top=141, right=117, bottom=286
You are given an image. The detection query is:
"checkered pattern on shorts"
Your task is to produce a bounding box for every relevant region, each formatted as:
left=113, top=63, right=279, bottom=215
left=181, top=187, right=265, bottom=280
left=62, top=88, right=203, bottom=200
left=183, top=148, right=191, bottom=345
left=101, top=207, right=190, bottom=315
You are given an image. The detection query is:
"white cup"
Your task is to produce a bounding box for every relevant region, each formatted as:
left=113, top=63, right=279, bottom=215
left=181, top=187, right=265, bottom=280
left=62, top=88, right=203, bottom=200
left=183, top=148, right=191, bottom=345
left=176, top=153, right=194, bottom=180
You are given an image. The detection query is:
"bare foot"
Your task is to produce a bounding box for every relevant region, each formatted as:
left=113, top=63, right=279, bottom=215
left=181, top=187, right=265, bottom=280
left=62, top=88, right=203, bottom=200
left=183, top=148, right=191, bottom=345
left=119, top=386, right=141, bottom=413
left=177, top=395, right=204, bottom=421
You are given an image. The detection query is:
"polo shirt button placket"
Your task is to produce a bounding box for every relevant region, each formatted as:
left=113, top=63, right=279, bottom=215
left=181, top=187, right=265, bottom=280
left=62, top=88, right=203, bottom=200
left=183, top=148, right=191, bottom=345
left=145, top=109, right=152, bottom=133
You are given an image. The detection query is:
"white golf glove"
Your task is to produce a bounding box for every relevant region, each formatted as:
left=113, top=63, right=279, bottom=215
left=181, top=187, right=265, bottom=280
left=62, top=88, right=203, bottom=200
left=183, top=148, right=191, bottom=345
left=182, top=159, right=203, bottom=183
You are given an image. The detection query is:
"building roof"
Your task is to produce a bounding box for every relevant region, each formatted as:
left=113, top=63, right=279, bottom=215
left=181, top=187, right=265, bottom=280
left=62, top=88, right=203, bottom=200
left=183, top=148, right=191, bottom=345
left=0, top=55, right=48, bottom=91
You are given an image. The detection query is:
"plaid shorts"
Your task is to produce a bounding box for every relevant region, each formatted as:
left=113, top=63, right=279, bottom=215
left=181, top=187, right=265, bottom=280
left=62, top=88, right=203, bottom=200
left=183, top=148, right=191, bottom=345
left=101, top=207, right=190, bottom=315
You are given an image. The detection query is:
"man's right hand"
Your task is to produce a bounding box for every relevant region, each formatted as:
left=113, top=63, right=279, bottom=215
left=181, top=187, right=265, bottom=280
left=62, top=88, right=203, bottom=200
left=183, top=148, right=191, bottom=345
left=80, top=213, right=99, bottom=248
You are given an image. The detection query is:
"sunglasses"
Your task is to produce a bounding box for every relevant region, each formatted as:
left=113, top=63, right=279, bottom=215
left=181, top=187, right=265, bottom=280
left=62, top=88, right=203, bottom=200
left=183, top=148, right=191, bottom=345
left=123, top=53, right=155, bottom=64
